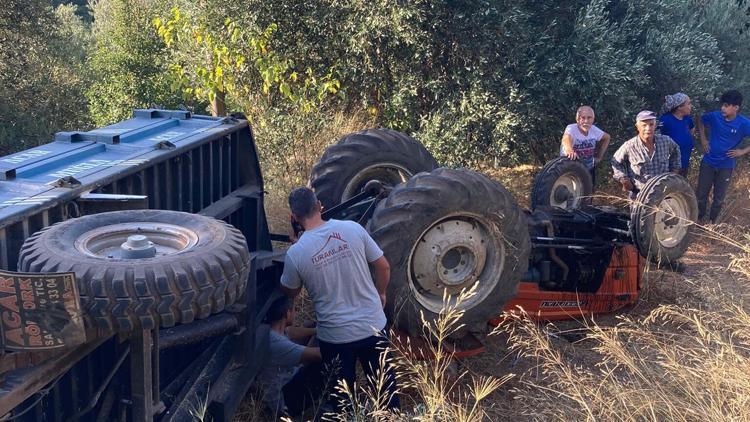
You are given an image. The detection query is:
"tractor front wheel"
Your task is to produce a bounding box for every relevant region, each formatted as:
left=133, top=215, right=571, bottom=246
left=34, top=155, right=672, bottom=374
left=631, top=173, right=697, bottom=264
left=531, top=157, right=593, bottom=210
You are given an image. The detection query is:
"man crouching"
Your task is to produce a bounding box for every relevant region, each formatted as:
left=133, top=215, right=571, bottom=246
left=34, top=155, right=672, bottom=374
left=257, top=295, right=323, bottom=418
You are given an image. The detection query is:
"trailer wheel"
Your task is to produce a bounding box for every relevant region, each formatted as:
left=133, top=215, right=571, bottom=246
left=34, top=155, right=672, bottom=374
left=531, top=157, right=593, bottom=210
left=18, top=210, right=250, bottom=333
left=631, top=173, right=697, bottom=263
left=309, top=129, right=438, bottom=210
left=369, top=168, right=530, bottom=337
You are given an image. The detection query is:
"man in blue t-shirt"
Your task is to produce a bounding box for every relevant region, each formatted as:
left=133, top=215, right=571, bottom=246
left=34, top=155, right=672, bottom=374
left=659, top=93, right=695, bottom=177
left=696, top=90, right=750, bottom=223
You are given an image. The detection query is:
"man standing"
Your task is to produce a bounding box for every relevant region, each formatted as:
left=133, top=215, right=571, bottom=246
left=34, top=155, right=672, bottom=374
left=560, top=105, right=611, bottom=185
left=659, top=93, right=695, bottom=177
left=257, top=295, right=323, bottom=418
left=612, top=110, right=682, bottom=198
left=280, top=187, right=399, bottom=411
left=695, top=90, right=750, bottom=223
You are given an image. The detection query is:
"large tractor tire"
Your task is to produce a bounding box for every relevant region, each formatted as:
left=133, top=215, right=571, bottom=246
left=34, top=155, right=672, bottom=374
left=630, top=173, right=697, bottom=264
left=531, top=157, right=593, bottom=210
left=18, top=210, right=251, bottom=333
left=309, top=129, right=438, bottom=210
left=369, top=168, right=530, bottom=337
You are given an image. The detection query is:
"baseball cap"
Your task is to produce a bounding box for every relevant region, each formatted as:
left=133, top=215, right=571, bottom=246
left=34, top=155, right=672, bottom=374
left=635, top=110, right=657, bottom=122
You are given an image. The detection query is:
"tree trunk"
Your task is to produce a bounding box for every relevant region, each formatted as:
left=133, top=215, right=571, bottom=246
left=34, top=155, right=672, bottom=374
left=211, top=90, right=227, bottom=116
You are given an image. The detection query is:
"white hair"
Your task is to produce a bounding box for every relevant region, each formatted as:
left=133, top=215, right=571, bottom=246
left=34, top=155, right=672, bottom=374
left=576, top=106, right=595, bottom=119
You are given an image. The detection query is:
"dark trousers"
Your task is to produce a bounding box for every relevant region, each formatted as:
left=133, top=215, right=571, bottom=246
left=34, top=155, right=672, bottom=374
left=589, top=166, right=596, bottom=188
left=282, top=363, right=325, bottom=417
left=319, top=333, right=400, bottom=411
left=696, top=160, right=734, bottom=222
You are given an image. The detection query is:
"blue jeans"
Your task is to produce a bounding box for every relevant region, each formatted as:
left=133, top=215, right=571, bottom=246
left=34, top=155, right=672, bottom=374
left=318, top=332, right=400, bottom=411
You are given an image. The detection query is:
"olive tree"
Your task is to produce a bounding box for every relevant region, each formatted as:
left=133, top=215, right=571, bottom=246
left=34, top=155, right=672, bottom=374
left=0, top=1, right=92, bottom=154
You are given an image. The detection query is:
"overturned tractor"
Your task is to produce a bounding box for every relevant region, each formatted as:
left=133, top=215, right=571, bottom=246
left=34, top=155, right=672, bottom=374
left=311, top=129, right=697, bottom=337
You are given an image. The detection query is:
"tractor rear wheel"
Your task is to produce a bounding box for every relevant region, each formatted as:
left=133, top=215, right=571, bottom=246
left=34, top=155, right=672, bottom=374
left=309, top=129, right=438, bottom=210
left=18, top=210, right=251, bottom=333
left=631, top=173, right=697, bottom=263
left=531, top=158, right=593, bottom=210
left=368, top=168, right=530, bottom=337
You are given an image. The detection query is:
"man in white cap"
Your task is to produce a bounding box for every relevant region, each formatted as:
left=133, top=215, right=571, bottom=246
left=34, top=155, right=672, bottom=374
left=560, top=105, right=611, bottom=185
left=611, top=110, right=682, bottom=198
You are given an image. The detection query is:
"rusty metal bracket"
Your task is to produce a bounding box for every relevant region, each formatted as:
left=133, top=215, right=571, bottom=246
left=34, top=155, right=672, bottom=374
left=155, top=140, right=176, bottom=150
left=51, top=176, right=82, bottom=188
left=65, top=345, right=130, bottom=421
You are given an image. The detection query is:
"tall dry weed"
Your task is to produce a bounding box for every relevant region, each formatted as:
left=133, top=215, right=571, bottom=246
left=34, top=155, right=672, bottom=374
left=327, top=285, right=512, bottom=422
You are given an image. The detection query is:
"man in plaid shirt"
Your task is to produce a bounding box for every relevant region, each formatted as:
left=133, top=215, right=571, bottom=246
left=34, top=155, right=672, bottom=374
left=612, top=110, right=682, bottom=198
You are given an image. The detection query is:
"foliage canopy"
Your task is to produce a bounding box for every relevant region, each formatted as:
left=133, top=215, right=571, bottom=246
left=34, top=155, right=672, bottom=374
left=0, top=0, right=92, bottom=153
left=3, top=0, right=750, bottom=166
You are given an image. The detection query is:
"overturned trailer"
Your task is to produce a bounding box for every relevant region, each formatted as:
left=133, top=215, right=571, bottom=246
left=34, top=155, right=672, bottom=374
left=0, top=110, right=282, bottom=421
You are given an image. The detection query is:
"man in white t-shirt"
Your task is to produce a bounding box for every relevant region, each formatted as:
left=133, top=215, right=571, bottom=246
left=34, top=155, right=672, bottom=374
left=560, top=105, right=611, bottom=185
left=280, top=187, right=399, bottom=412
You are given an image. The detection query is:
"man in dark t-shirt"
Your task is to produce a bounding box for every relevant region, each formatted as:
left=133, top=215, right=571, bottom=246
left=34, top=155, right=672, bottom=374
left=696, top=90, right=750, bottom=223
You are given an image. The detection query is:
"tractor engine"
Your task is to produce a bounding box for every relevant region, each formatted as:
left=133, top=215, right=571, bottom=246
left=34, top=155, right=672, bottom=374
left=524, top=206, right=632, bottom=293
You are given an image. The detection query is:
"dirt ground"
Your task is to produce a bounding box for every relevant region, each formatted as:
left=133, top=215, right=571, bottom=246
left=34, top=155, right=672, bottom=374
left=245, top=157, right=750, bottom=421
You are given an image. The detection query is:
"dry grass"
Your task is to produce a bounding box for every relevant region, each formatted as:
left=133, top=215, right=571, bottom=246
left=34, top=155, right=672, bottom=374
left=258, top=110, right=375, bottom=234
left=479, top=164, right=538, bottom=208
left=497, top=281, right=750, bottom=421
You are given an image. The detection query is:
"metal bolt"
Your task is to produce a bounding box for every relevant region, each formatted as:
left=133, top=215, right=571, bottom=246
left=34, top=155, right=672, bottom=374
left=126, top=235, right=149, bottom=248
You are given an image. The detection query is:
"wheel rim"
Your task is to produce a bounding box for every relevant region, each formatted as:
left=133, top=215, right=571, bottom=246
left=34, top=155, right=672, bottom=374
left=408, top=214, right=506, bottom=313
left=653, top=194, right=690, bottom=248
left=75, top=222, right=199, bottom=259
left=549, top=173, right=584, bottom=209
left=342, top=163, right=411, bottom=202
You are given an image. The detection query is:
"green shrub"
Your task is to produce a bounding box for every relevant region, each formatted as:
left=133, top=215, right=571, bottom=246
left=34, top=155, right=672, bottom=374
left=0, top=1, right=92, bottom=154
